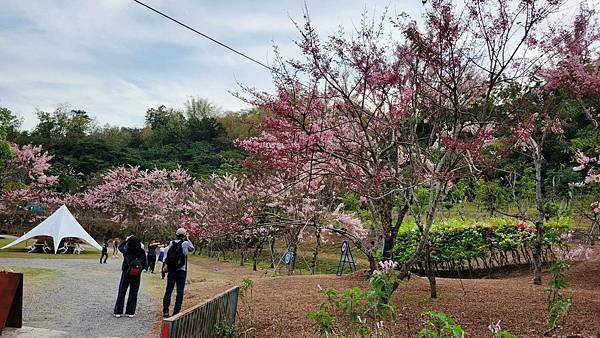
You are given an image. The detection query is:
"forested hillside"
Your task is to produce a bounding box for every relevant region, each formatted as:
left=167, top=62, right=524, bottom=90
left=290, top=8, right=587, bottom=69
left=1, top=95, right=596, bottom=203
left=1, top=98, right=261, bottom=193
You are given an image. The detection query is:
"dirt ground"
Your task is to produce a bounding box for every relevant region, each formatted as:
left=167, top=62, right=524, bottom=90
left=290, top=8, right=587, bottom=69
left=159, top=250, right=600, bottom=338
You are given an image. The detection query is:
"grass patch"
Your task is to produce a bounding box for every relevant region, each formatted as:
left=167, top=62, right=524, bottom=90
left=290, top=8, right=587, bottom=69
left=1, top=266, right=60, bottom=278
left=195, top=240, right=369, bottom=275
left=0, top=266, right=61, bottom=295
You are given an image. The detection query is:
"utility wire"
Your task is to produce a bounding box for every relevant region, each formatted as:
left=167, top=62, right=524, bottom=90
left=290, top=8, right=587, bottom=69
left=132, top=0, right=273, bottom=71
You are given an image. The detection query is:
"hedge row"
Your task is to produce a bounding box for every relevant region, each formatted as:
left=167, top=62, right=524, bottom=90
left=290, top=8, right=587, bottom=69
left=393, top=217, right=569, bottom=274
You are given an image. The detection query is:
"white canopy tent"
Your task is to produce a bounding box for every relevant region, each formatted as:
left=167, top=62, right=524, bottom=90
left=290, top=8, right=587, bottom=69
left=1, top=205, right=102, bottom=253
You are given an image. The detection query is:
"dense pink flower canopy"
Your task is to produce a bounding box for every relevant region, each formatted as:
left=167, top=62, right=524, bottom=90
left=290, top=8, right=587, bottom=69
left=81, top=166, right=201, bottom=227
left=540, top=5, right=600, bottom=96
left=0, top=143, right=58, bottom=212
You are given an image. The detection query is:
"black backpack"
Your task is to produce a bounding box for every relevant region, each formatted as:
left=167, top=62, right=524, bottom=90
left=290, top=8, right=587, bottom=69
left=128, top=258, right=142, bottom=277
left=165, top=240, right=185, bottom=271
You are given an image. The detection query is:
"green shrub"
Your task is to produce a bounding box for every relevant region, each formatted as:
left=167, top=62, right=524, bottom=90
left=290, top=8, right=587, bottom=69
left=419, top=311, right=465, bottom=338
left=394, top=217, right=569, bottom=270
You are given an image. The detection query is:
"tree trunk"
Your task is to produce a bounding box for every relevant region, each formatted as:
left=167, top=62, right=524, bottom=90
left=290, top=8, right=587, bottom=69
left=425, top=242, right=437, bottom=298
left=590, top=213, right=600, bottom=245
left=310, top=227, right=321, bottom=275
left=380, top=201, right=393, bottom=260
left=287, top=229, right=300, bottom=276
left=252, top=238, right=266, bottom=271
left=240, top=247, right=246, bottom=266
left=269, top=236, right=275, bottom=268
left=533, top=153, right=545, bottom=285
left=367, top=252, right=377, bottom=271
left=384, top=197, right=411, bottom=261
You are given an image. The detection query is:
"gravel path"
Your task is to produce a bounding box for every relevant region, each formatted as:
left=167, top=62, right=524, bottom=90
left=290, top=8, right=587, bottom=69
left=0, top=256, right=159, bottom=338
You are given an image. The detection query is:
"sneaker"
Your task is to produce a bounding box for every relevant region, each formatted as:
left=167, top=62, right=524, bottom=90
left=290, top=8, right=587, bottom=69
left=127, top=314, right=135, bottom=318
left=162, top=312, right=169, bottom=318
left=114, top=314, right=122, bottom=318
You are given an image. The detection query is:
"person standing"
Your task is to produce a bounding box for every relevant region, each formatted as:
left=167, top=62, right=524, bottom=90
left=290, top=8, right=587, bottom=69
left=162, top=228, right=194, bottom=317
left=112, top=238, right=119, bottom=257
left=100, top=240, right=109, bottom=263
left=113, top=236, right=147, bottom=318
left=146, top=240, right=160, bottom=273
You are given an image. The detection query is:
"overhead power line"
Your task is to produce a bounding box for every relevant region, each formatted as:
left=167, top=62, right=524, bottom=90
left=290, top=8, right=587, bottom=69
left=132, top=0, right=273, bottom=71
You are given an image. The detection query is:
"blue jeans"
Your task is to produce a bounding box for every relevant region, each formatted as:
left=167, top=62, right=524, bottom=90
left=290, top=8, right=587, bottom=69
left=114, top=272, right=141, bottom=315
left=162, top=270, right=187, bottom=315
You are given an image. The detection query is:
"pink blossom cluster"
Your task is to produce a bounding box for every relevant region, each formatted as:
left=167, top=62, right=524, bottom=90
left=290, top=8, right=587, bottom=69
left=81, top=166, right=200, bottom=228
left=188, top=174, right=258, bottom=239
left=564, top=244, right=595, bottom=261
left=539, top=6, right=600, bottom=96
left=572, top=150, right=599, bottom=214
left=573, top=150, right=599, bottom=184
left=0, top=143, right=58, bottom=212
left=487, top=320, right=503, bottom=335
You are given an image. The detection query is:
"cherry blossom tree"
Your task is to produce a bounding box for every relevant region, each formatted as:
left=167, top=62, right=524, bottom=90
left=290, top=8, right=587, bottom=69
left=186, top=174, right=261, bottom=266
left=492, top=4, right=599, bottom=284
left=237, top=11, right=416, bottom=271
left=82, top=165, right=201, bottom=237
left=0, top=143, right=58, bottom=213
left=187, top=171, right=367, bottom=273
left=238, top=0, right=570, bottom=295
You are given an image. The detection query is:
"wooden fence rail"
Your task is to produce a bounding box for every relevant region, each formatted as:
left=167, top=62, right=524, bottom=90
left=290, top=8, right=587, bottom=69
left=161, top=286, right=239, bottom=338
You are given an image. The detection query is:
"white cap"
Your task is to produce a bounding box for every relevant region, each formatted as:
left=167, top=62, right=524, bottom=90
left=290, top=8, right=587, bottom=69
left=176, top=228, right=187, bottom=236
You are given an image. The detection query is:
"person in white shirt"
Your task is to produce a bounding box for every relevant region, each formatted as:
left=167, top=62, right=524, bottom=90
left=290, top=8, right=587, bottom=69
left=162, top=228, right=195, bottom=317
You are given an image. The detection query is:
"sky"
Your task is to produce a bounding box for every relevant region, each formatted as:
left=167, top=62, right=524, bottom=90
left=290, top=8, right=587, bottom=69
left=0, top=0, right=591, bottom=130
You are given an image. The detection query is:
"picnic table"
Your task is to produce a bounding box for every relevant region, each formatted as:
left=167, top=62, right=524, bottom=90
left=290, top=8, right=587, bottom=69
left=26, top=243, right=51, bottom=254
left=59, top=244, right=84, bottom=254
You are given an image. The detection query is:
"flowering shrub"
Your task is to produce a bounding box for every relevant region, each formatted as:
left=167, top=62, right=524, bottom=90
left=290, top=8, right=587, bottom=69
left=370, top=260, right=401, bottom=304
left=394, top=217, right=569, bottom=273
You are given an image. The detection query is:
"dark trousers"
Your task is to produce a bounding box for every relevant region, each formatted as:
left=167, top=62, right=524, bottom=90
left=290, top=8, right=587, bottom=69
left=100, top=252, right=108, bottom=264
left=162, top=270, right=187, bottom=315
left=147, top=254, right=156, bottom=272
left=114, top=272, right=141, bottom=315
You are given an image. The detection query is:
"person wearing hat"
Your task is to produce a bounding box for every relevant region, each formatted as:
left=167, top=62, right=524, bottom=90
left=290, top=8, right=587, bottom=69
left=162, top=228, right=195, bottom=317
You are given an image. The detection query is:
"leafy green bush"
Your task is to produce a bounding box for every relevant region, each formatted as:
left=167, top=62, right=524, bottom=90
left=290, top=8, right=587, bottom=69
left=214, top=319, right=237, bottom=338
left=546, top=259, right=572, bottom=332
left=394, top=217, right=569, bottom=272
left=419, top=311, right=466, bottom=338
left=308, top=261, right=399, bottom=337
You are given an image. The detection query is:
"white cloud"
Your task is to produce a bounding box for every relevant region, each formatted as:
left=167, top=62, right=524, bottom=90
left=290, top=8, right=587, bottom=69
left=1, top=0, right=592, bottom=130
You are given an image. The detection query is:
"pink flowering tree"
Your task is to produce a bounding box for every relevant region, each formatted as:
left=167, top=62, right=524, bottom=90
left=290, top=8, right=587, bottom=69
left=0, top=143, right=58, bottom=214
left=238, top=0, right=576, bottom=296
left=490, top=5, right=599, bottom=284
left=187, top=174, right=261, bottom=266
left=238, top=0, right=566, bottom=297
left=82, top=165, right=201, bottom=237
left=237, top=11, right=417, bottom=271
left=187, top=171, right=367, bottom=274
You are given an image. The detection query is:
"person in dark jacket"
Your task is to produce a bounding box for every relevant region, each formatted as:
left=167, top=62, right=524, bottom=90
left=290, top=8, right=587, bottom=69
left=146, top=239, right=160, bottom=273
left=113, top=235, right=147, bottom=318
left=100, top=239, right=109, bottom=264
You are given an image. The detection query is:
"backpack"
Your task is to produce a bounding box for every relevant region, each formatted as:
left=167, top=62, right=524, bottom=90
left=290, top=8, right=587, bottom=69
left=127, top=258, right=142, bottom=277
left=165, top=240, right=185, bottom=271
